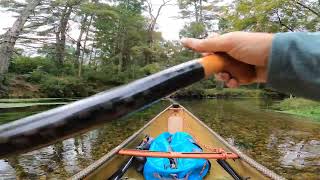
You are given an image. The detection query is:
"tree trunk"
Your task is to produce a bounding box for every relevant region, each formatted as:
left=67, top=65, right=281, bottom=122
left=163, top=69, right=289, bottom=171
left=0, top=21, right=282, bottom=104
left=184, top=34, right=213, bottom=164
left=144, top=0, right=170, bottom=65
left=78, top=16, right=93, bottom=77
left=55, top=5, right=73, bottom=66
left=75, top=14, right=88, bottom=69
left=0, top=0, right=41, bottom=75
left=88, top=41, right=95, bottom=66
left=118, top=37, right=124, bottom=73
left=116, top=24, right=126, bottom=73
left=199, top=0, right=203, bottom=23
left=92, top=51, right=98, bottom=70
left=194, top=2, right=199, bottom=23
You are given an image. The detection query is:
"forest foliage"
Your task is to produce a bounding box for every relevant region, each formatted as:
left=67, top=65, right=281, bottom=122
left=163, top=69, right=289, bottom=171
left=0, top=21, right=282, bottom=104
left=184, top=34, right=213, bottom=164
left=0, top=0, right=319, bottom=98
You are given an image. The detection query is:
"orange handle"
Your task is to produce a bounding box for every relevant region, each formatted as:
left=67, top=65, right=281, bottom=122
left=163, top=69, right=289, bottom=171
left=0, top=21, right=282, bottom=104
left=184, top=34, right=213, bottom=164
left=198, top=53, right=256, bottom=84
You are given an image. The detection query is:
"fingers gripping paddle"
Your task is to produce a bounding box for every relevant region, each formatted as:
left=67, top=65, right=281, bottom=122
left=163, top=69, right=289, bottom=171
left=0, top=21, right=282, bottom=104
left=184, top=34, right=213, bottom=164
left=0, top=53, right=255, bottom=158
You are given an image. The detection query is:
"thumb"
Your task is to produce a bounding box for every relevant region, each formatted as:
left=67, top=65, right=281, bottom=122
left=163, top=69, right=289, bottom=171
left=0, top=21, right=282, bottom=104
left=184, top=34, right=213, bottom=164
left=181, top=35, right=231, bottom=53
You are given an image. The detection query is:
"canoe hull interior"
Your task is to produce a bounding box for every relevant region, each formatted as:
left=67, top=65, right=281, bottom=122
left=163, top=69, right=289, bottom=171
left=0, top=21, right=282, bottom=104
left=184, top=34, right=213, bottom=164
left=73, top=105, right=278, bottom=180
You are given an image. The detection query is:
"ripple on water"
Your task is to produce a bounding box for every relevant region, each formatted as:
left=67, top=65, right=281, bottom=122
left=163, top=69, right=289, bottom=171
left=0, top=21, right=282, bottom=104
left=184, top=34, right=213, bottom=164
left=0, top=101, right=169, bottom=179
left=181, top=99, right=320, bottom=179
left=0, top=160, right=16, bottom=180
left=1, top=99, right=319, bottom=179
left=279, top=139, right=320, bottom=168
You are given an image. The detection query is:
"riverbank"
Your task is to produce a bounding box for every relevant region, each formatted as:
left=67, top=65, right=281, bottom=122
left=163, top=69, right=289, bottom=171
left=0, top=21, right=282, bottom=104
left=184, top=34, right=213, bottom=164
left=1, top=74, right=110, bottom=98
left=173, top=88, right=284, bottom=99
left=2, top=74, right=286, bottom=99
left=272, top=98, right=320, bottom=120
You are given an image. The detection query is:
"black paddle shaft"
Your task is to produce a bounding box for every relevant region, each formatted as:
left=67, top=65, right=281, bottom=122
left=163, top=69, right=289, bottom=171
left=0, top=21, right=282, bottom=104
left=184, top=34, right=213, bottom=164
left=217, top=159, right=242, bottom=180
left=0, top=60, right=205, bottom=158
left=108, top=135, right=150, bottom=180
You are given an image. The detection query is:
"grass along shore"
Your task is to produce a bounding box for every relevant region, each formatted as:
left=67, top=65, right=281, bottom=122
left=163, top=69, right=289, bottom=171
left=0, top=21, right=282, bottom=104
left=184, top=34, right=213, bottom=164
left=173, top=88, right=284, bottom=99
left=272, top=98, right=320, bottom=120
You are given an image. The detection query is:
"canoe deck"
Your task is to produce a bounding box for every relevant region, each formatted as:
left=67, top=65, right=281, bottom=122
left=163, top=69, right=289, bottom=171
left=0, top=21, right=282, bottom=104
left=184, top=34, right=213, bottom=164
left=73, top=105, right=281, bottom=180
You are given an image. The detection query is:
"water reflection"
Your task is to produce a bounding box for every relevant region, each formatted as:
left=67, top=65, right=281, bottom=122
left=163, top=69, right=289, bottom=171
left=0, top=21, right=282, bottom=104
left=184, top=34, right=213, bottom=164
left=278, top=138, right=320, bottom=168
left=1, top=99, right=319, bottom=179
left=0, top=101, right=168, bottom=179
left=181, top=99, right=320, bottom=179
left=0, top=160, right=15, bottom=180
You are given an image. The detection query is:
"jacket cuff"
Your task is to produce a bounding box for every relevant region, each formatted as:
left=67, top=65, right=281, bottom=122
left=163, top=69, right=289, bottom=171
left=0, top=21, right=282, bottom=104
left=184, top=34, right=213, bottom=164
left=266, top=33, right=291, bottom=92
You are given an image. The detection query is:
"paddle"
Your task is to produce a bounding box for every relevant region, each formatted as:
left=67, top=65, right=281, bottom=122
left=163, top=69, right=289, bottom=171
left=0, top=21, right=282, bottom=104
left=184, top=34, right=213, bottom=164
left=217, top=159, right=242, bottom=180
left=0, top=53, right=255, bottom=158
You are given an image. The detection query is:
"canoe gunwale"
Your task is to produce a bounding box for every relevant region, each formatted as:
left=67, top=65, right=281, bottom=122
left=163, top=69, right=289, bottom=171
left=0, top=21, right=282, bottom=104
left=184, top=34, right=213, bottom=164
left=71, top=106, right=172, bottom=180
left=71, top=104, right=285, bottom=180
left=183, top=106, right=285, bottom=180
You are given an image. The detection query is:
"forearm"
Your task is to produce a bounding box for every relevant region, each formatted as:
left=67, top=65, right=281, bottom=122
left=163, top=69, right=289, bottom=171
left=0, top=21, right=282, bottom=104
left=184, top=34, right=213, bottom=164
left=267, top=32, right=320, bottom=100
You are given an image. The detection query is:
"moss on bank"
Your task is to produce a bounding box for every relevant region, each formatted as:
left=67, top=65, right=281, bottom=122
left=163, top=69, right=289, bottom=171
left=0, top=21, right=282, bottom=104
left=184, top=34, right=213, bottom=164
left=273, top=98, right=320, bottom=120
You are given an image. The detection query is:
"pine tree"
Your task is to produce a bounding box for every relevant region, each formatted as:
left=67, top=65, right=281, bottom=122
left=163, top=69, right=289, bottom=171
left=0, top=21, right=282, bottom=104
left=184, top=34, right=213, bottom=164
left=0, top=0, right=42, bottom=75
left=178, top=0, right=223, bottom=38
left=220, top=0, right=320, bottom=33
left=144, top=0, right=172, bottom=64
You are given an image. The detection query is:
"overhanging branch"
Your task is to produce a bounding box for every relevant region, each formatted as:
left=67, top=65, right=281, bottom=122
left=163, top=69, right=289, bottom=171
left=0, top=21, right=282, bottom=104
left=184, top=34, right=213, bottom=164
left=276, top=10, right=294, bottom=32
left=295, top=0, right=320, bottom=17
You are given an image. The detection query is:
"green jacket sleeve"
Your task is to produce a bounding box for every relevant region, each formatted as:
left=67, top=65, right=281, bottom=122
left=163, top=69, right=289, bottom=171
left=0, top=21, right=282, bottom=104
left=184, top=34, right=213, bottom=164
left=267, top=32, right=320, bottom=100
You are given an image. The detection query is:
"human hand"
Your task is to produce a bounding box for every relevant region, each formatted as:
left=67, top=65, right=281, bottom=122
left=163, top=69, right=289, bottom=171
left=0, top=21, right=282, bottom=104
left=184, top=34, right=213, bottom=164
left=181, top=32, right=274, bottom=88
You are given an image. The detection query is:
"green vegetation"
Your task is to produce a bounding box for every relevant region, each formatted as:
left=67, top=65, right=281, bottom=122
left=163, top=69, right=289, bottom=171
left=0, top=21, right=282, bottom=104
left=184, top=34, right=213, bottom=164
left=6, top=55, right=101, bottom=98
left=273, top=98, right=320, bottom=120
left=203, top=88, right=263, bottom=98
left=0, top=102, right=68, bottom=109
left=220, top=0, right=320, bottom=33
left=0, top=111, right=44, bottom=125
left=0, top=103, right=63, bottom=125
left=174, top=80, right=282, bottom=98
left=175, top=86, right=263, bottom=98
left=1, top=0, right=202, bottom=98
left=0, top=98, right=73, bottom=103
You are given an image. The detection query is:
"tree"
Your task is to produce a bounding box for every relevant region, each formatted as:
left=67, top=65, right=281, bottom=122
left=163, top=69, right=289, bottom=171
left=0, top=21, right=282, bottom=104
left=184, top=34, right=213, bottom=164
left=217, top=0, right=320, bottom=91
left=55, top=3, right=74, bottom=66
left=94, top=0, right=148, bottom=72
left=54, top=0, right=89, bottom=66
left=78, top=15, right=93, bottom=77
left=220, top=0, right=320, bottom=33
left=0, top=0, right=42, bottom=75
left=178, top=0, right=222, bottom=38
left=144, top=0, right=172, bottom=64
left=178, top=0, right=205, bottom=23
left=75, top=14, right=89, bottom=69
left=14, top=0, right=91, bottom=67
left=145, top=0, right=172, bottom=44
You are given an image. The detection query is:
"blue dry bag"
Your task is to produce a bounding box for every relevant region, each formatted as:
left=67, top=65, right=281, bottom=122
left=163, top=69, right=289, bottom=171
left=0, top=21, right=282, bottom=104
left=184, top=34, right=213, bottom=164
left=143, top=132, right=210, bottom=180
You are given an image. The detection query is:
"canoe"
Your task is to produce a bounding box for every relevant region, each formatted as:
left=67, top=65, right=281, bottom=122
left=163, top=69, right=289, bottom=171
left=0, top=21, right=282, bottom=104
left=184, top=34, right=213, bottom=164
left=72, top=104, right=284, bottom=180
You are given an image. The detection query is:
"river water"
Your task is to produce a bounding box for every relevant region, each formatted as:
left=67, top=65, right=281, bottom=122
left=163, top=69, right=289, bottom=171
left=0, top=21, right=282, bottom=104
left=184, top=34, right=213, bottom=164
left=0, top=99, right=319, bottom=179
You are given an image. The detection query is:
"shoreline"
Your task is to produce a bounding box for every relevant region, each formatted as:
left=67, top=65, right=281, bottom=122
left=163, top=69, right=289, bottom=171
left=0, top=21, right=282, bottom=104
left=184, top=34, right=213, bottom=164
left=271, top=98, right=320, bottom=121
